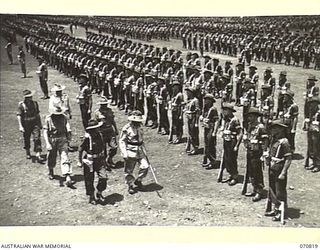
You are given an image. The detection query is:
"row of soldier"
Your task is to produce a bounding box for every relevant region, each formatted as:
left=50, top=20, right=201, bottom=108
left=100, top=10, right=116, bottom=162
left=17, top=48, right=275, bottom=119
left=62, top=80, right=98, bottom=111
left=6, top=19, right=320, bottom=223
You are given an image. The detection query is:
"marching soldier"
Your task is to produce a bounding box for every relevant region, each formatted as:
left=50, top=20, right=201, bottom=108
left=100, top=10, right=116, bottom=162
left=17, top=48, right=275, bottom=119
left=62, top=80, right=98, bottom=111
left=78, top=119, right=108, bottom=205
left=169, top=81, right=184, bottom=144
left=184, top=87, right=200, bottom=155
left=243, top=107, right=268, bottom=202
left=265, top=120, right=292, bottom=222
left=281, top=90, right=299, bottom=152
left=17, top=46, right=27, bottom=78
left=201, top=94, right=219, bottom=169
left=17, top=89, right=44, bottom=162
left=303, top=97, right=320, bottom=173
left=76, top=74, right=92, bottom=129
left=43, top=106, right=74, bottom=187
left=219, top=103, right=243, bottom=186
left=119, top=110, right=150, bottom=194
left=94, top=97, right=119, bottom=168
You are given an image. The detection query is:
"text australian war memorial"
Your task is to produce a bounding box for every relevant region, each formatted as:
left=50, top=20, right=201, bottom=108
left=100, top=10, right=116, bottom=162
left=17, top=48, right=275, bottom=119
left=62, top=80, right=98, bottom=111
left=0, top=14, right=320, bottom=226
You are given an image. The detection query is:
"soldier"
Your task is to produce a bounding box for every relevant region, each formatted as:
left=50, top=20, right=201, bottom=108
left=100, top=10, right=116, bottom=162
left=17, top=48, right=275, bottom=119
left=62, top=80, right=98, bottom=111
left=17, top=46, right=27, bottom=78
left=184, top=87, right=200, bottom=155
left=241, top=78, right=256, bottom=131
left=94, top=97, right=119, bottom=168
left=201, top=94, right=219, bottom=169
left=281, top=90, right=299, bottom=152
left=263, top=67, right=276, bottom=96
left=157, top=77, right=170, bottom=135
left=265, top=120, right=292, bottom=222
left=35, top=56, right=49, bottom=99
left=119, top=110, right=150, bottom=194
left=169, top=81, right=184, bottom=144
left=243, top=107, right=268, bottom=202
left=76, top=74, right=92, bottom=129
left=235, top=63, right=246, bottom=106
left=219, top=103, right=243, bottom=186
left=260, top=84, right=275, bottom=129
left=304, top=75, right=319, bottom=119
left=303, top=97, right=320, bottom=173
left=276, top=71, right=289, bottom=118
left=17, top=89, right=44, bottom=162
left=43, top=106, right=74, bottom=187
left=5, top=41, right=13, bottom=65
left=78, top=119, right=108, bottom=205
left=49, top=84, right=71, bottom=118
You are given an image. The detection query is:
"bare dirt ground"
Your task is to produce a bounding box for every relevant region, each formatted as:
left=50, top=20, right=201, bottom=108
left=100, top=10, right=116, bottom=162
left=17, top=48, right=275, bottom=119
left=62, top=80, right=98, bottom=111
left=0, top=25, right=320, bottom=227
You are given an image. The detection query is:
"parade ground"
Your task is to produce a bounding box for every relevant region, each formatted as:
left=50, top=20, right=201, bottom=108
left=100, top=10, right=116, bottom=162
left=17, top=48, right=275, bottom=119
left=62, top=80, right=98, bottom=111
left=1, top=25, right=320, bottom=227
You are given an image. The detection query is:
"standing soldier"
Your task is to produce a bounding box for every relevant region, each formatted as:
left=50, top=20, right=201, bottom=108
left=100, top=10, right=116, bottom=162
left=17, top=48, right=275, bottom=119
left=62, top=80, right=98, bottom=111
left=248, top=65, right=259, bottom=106
left=119, top=110, right=150, bottom=194
left=276, top=71, right=289, bottom=118
left=263, top=67, right=276, bottom=96
left=201, top=94, right=219, bottom=169
left=17, top=46, right=27, bottom=78
left=241, top=78, right=256, bottom=131
left=36, top=56, right=49, bottom=99
left=94, top=97, right=119, bottom=168
left=5, top=41, right=13, bottom=65
left=43, top=106, right=74, bottom=187
left=17, top=89, right=44, bottom=162
left=78, top=119, right=108, bottom=205
left=169, top=81, right=184, bottom=144
left=157, top=77, right=170, bottom=135
left=76, top=74, right=92, bottom=129
left=281, top=90, right=299, bottom=152
left=184, top=87, right=200, bottom=155
left=260, top=84, right=275, bottom=129
left=304, top=75, right=319, bottom=119
left=242, top=107, right=268, bottom=202
left=219, top=103, right=243, bottom=185
left=265, top=120, right=292, bottom=222
left=304, top=97, right=320, bottom=172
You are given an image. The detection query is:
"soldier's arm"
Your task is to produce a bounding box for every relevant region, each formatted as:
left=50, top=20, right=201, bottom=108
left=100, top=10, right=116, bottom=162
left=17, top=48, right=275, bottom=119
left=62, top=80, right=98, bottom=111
left=17, top=103, right=24, bottom=132
left=78, top=136, right=88, bottom=164
left=43, top=121, right=51, bottom=149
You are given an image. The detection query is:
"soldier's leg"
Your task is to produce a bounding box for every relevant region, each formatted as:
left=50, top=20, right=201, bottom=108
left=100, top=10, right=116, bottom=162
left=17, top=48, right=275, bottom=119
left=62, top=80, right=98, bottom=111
left=59, top=138, right=73, bottom=186
left=32, top=125, right=43, bottom=160
left=251, top=157, right=264, bottom=200
left=83, top=161, right=95, bottom=196
left=136, top=157, right=149, bottom=183
left=124, top=157, right=137, bottom=188
left=107, top=134, right=117, bottom=166
left=207, top=129, right=217, bottom=164
left=23, top=124, right=32, bottom=157
left=311, top=132, right=320, bottom=172
left=202, top=128, right=209, bottom=166
left=96, top=158, right=108, bottom=196
left=275, top=176, right=288, bottom=214
left=47, top=138, right=58, bottom=179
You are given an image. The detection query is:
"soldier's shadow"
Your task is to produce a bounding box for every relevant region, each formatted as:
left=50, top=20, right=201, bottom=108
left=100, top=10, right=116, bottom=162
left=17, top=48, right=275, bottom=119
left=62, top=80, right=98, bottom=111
left=138, top=182, right=163, bottom=193
left=99, top=193, right=124, bottom=206
left=287, top=207, right=301, bottom=219
left=292, top=153, right=304, bottom=161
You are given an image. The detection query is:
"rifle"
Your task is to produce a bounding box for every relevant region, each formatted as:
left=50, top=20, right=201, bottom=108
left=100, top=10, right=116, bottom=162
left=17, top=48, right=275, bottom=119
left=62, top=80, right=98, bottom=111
left=241, top=162, right=249, bottom=195
left=217, top=150, right=225, bottom=182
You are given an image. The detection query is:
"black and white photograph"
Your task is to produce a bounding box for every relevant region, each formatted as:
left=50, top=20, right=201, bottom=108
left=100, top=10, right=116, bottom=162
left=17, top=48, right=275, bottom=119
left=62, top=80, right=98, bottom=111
left=1, top=2, right=320, bottom=240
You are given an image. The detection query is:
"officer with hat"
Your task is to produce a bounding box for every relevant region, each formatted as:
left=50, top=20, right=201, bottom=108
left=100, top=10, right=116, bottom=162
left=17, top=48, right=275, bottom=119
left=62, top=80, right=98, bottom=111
left=17, top=89, right=44, bottom=162
left=43, top=105, right=74, bottom=187
left=243, top=107, right=268, bottom=201
left=281, top=90, right=299, bottom=152
left=219, top=103, right=243, bottom=185
left=119, top=110, right=150, bottom=194
left=184, top=87, right=200, bottom=155
left=201, top=94, right=219, bottom=169
left=49, top=84, right=71, bottom=118
left=303, top=97, right=320, bottom=173
left=78, top=119, right=108, bottom=204
left=265, top=120, right=292, bottom=222
left=93, top=96, right=119, bottom=168
left=76, top=74, right=93, bottom=129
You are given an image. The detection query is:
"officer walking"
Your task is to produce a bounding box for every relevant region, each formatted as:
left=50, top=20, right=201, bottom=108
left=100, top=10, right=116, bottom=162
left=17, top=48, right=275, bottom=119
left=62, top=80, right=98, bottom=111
left=119, top=110, right=150, bottom=194
left=17, top=46, right=27, bottom=78
left=17, top=89, right=44, bottom=162
left=78, top=119, right=108, bottom=205
left=94, top=97, right=119, bottom=168
left=43, top=106, right=74, bottom=187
